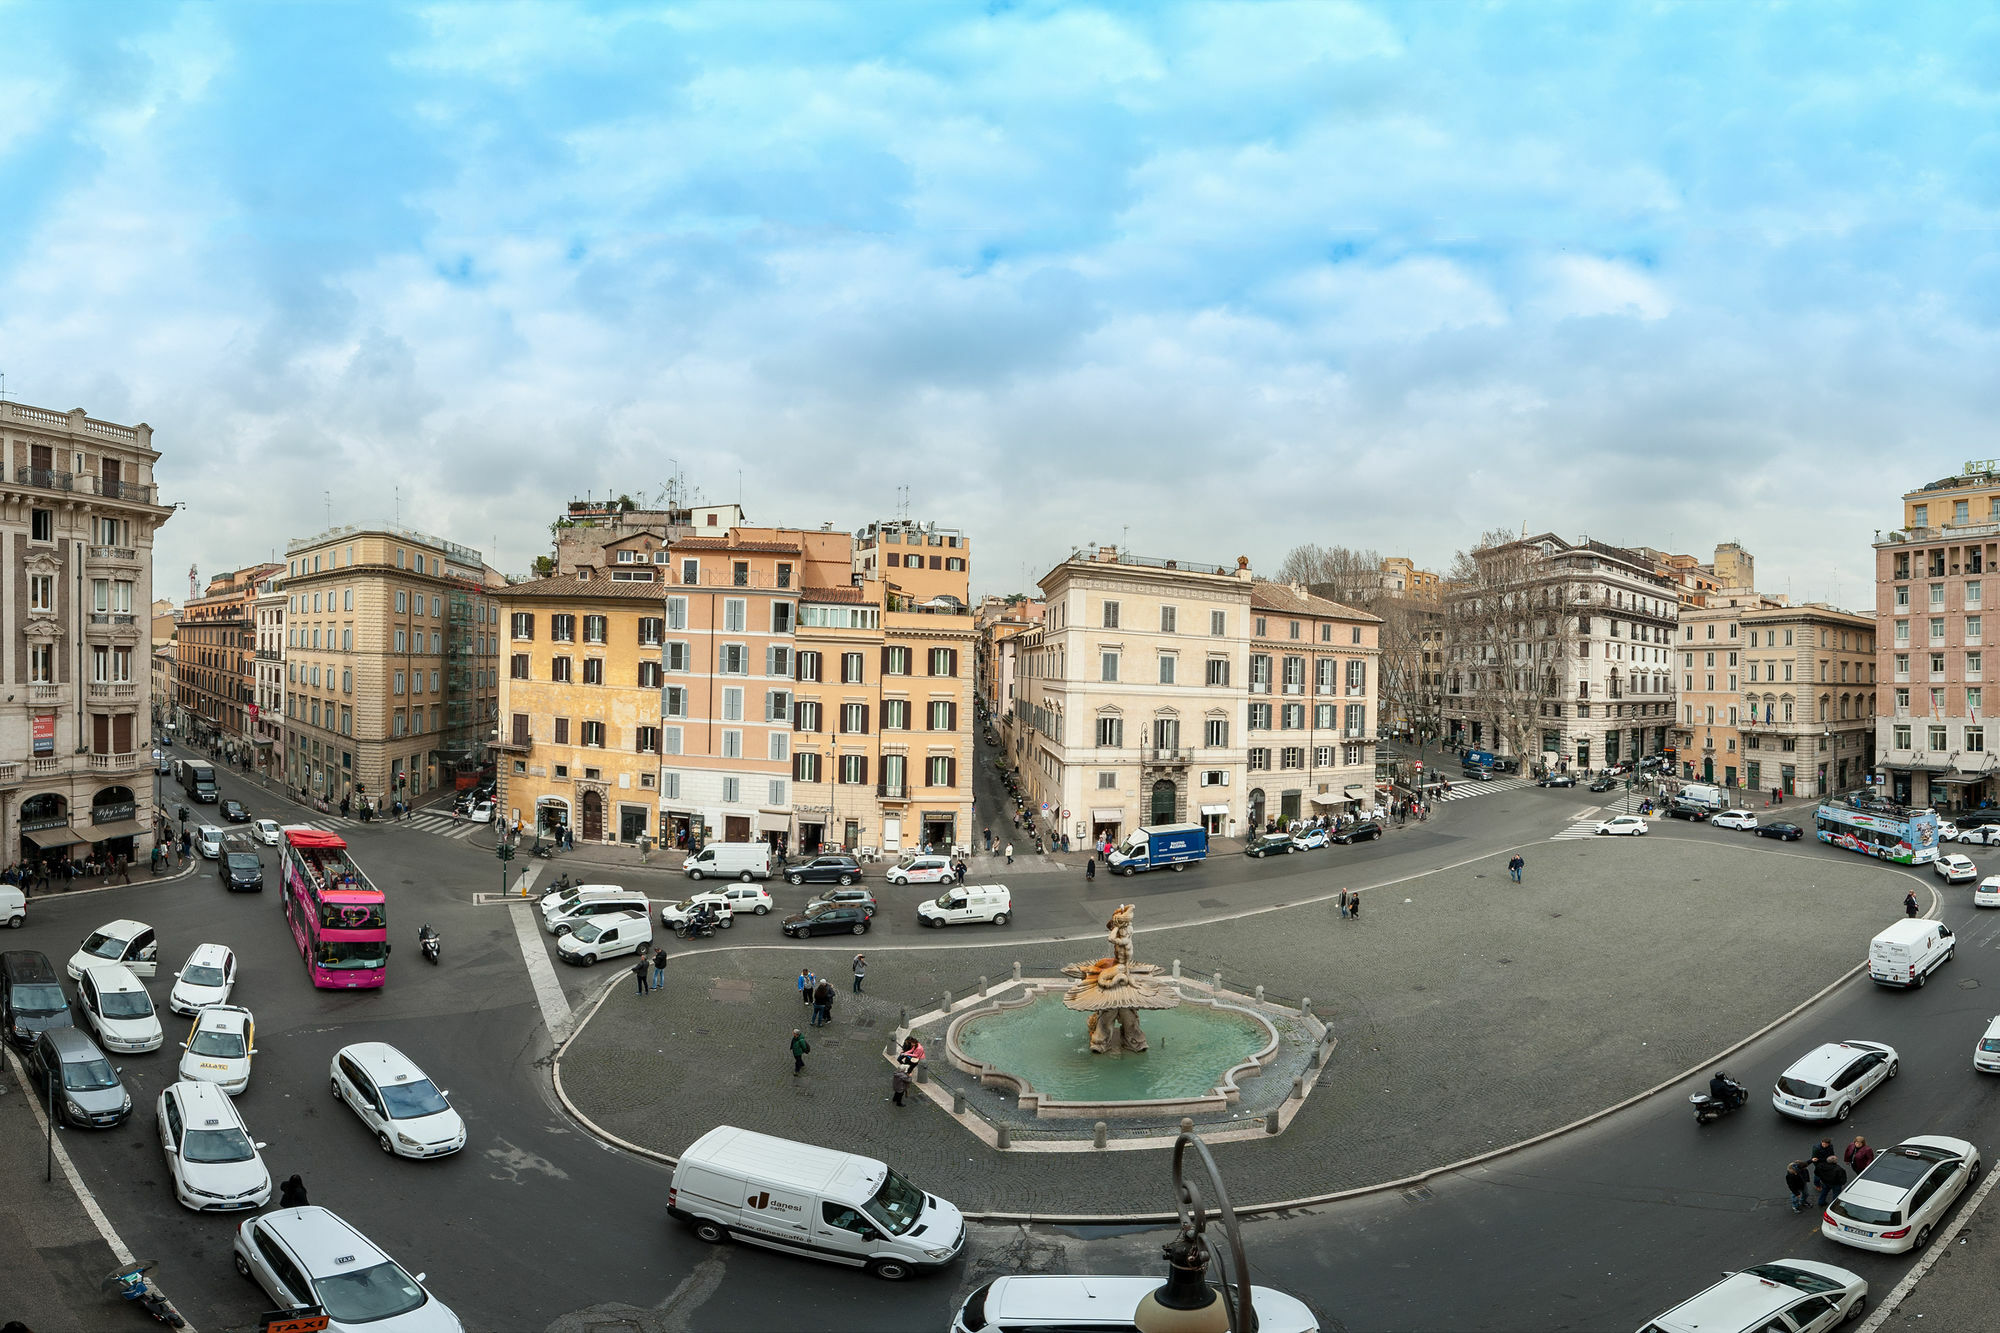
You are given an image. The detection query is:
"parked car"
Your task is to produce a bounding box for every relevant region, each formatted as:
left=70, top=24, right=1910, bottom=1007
left=1753, top=822, right=1805, bottom=841
left=1290, top=827, right=1329, bottom=850
left=1245, top=833, right=1299, bottom=859
left=1592, top=815, right=1649, bottom=836
left=67, top=920, right=158, bottom=980
left=0, top=883, right=21, bottom=929
left=26, top=1026, right=131, bottom=1128
left=1331, top=823, right=1382, bottom=844
left=1822, top=1136, right=1981, bottom=1253
left=220, top=800, right=251, bottom=824
left=1772, top=1039, right=1898, bottom=1122
left=1537, top=774, right=1577, bottom=788
left=76, top=963, right=164, bottom=1055
left=1976, top=876, right=2000, bottom=908
left=1935, top=853, right=1978, bottom=884
left=1954, top=823, right=2000, bottom=845
left=783, top=855, right=864, bottom=887
left=884, top=854, right=956, bottom=886
left=782, top=905, right=872, bottom=938
left=1710, top=810, right=1759, bottom=831
left=1, top=949, right=72, bottom=1051
left=1973, top=1015, right=2000, bottom=1073
left=1638, top=1260, right=1866, bottom=1333
left=805, top=887, right=878, bottom=917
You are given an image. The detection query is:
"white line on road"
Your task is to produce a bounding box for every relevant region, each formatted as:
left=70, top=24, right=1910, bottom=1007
left=505, top=865, right=572, bottom=1042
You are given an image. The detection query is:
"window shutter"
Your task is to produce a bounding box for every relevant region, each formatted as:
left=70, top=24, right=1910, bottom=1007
left=881, top=645, right=892, bottom=675
left=792, top=700, right=804, bottom=731
left=858, top=755, right=869, bottom=785
left=946, top=756, right=957, bottom=789
left=947, top=701, right=957, bottom=732
left=947, top=649, right=958, bottom=677
left=860, top=704, right=870, bottom=734
left=766, top=645, right=775, bottom=676
left=792, top=752, right=804, bottom=782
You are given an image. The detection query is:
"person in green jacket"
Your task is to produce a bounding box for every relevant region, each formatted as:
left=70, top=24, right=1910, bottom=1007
left=790, top=1028, right=810, bottom=1076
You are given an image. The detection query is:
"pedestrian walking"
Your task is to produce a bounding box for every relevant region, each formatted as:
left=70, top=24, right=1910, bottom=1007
left=1347, top=890, right=1361, bottom=920
left=1904, top=890, right=1919, bottom=918
left=1086, top=856, right=1096, bottom=882
left=116, top=854, right=130, bottom=885
left=278, top=1174, right=309, bottom=1208
left=1338, top=889, right=1351, bottom=920
left=1813, top=1156, right=1847, bottom=1210
left=1844, top=1136, right=1875, bottom=1173
left=852, top=954, right=866, bottom=994
left=1784, top=1160, right=1811, bottom=1212
left=798, top=968, right=816, bottom=1006
left=632, top=955, right=650, bottom=996
left=1508, top=854, right=1524, bottom=883
left=651, top=947, right=667, bottom=992
left=1004, top=842, right=1014, bottom=865
left=790, top=1028, right=810, bottom=1075
left=890, top=1064, right=911, bottom=1106
left=812, top=978, right=836, bottom=1027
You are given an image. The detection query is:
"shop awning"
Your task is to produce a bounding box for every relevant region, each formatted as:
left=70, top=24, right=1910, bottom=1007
left=1199, top=804, right=1230, bottom=816
left=1311, top=793, right=1354, bottom=805
left=22, top=824, right=81, bottom=850
left=756, top=812, right=790, bottom=832
left=1929, top=773, right=1992, bottom=785
left=86, top=819, right=148, bottom=843
left=1089, top=807, right=1123, bottom=823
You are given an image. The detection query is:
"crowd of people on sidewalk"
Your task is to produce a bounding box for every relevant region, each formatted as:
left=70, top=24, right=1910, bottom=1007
left=1787, top=1135, right=1876, bottom=1212
left=4, top=851, right=136, bottom=893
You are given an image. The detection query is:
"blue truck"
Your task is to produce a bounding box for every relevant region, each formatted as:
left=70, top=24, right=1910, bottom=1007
left=1461, top=749, right=1497, bottom=780
left=1107, top=823, right=1209, bottom=876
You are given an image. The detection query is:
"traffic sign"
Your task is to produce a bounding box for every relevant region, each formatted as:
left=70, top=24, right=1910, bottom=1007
left=1414, top=761, right=1423, bottom=770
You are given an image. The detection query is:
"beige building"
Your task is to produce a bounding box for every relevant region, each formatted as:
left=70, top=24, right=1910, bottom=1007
left=176, top=563, right=282, bottom=760
left=0, top=400, right=172, bottom=865
left=280, top=526, right=502, bottom=807
left=252, top=575, right=286, bottom=784
left=551, top=497, right=747, bottom=578
left=1245, top=581, right=1382, bottom=828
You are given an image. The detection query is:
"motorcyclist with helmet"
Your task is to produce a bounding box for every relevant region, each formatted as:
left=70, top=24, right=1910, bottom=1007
left=1709, top=1069, right=1745, bottom=1110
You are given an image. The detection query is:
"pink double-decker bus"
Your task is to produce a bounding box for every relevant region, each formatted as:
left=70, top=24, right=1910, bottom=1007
left=280, top=828, right=388, bottom=989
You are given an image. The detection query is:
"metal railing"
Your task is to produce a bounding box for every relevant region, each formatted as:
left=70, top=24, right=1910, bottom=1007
left=88, top=545, right=138, bottom=561
left=16, top=467, right=72, bottom=491
left=1146, top=747, right=1192, bottom=764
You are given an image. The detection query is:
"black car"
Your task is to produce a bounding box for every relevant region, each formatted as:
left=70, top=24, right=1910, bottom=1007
left=1, top=950, right=73, bottom=1051
left=1753, top=822, right=1805, bottom=841
left=1244, top=833, right=1298, bottom=859
left=1663, top=802, right=1709, bottom=822
left=1538, top=774, right=1577, bottom=788
left=218, top=839, right=265, bottom=892
left=1331, top=822, right=1382, bottom=844
left=782, top=905, right=871, bottom=938
left=784, top=855, right=865, bottom=887
left=220, top=799, right=251, bottom=823
left=1588, top=777, right=1616, bottom=792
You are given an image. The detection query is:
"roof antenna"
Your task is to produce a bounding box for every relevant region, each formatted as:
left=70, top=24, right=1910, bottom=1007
left=324, top=491, right=332, bottom=528
left=0, top=371, right=12, bottom=403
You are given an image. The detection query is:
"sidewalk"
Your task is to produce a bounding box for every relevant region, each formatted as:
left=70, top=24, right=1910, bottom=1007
left=0, top=1053, right=128, bottom=1332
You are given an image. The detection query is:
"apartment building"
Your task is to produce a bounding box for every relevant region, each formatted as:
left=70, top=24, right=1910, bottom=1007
left=151, top=645, right=174, bottom=732
left=975, top=598, right=1044, bottom=716
left=252, top=575, right=287, bottom=784
left=0, top=400, right=172, bottom=866
left=280, top=527, right=502, bottom=808
left=551, top=498, right=746, bottom=577
left=1013, top=548, right=1255, bottom=848
left=1441, top=534, right=1677, bottom=770
left=176, top=563, right=282, bottom=759
left=1245, top=581, right=1381, bottom=829
left=1873, top=468, right=2000, bottom=809
left=493, top=577, right=672, bottom=843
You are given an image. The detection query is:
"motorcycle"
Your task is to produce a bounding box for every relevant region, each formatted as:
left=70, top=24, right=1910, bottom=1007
left=103, top=1261, right=186, bottom=1328
left=531, top=841, right=555, bottom=859
left=1690, top=1082, right=1747, bottom=1125
left=419, top=926, right=441, bottom=965
left=552, top=871, right=574, bottom=894
left=673, top=918, right=719, bottom=941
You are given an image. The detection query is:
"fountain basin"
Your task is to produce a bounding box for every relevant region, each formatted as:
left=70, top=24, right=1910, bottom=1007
left=946, top=983, right=1283, bottom=1119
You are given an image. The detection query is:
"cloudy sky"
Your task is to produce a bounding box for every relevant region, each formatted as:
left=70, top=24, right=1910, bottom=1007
left=5, top=2, right=1996, bottom=607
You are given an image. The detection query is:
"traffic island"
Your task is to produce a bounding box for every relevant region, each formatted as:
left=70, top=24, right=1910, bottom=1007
left=554, top=839, right=1903, bottom=1215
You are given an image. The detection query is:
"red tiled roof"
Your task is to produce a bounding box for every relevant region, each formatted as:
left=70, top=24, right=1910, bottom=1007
left=1250, top=579, right=1381, bottom=623
left=802, top=585, right=867, bottom=603
left=489, top=576, right=670, bottom=602
left=671, top=537, right=803, bottom=554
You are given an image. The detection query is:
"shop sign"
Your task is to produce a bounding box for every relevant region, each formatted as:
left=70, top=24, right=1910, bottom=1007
left=91, top=802, right=137, bottom=824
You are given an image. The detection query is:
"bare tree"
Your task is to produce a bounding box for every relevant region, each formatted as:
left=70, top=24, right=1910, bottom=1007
left=1375, top=597, right=1445, bottom=745
left=1277, top=544, right=1384, bottom=605
left=1442, top=532, right=1581, bottom=764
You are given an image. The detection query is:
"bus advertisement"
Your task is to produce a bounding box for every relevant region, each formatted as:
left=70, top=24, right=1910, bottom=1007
left=1814, top=793, right=1940, bottom=866
left=279, top=828, right=388, bottom=988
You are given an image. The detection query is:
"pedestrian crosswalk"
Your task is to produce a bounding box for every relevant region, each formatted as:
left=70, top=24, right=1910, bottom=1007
left=405, top=811, right=480, bottom=840
left=1431, top=776, right=1535, bottom=802
left=1549, top=810, right=1606, bottom=840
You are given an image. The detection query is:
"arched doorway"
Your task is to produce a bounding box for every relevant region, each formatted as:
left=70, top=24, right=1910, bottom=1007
left=90, top=785, right=139, bottom=863
left=581, top=791, right=604, bottom=842
left=1150, top=779, right=1177, bottom=825
left=1247, top=787, right=1266, bottom=831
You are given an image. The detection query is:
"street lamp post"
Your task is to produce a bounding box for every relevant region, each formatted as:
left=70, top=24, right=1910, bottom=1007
left=1132, top=1130, right=1253, bottom=1333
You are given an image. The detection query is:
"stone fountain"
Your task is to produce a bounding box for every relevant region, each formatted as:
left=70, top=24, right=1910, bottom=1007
left=1059, top=903, right=1180, bottom=1053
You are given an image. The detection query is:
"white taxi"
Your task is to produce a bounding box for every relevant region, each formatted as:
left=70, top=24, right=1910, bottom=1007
left=178, top=1004, right=255, bottom=1094
left=77, top=964, right=163, bottom=1054
left=1709, top=810, right=1758, bottom=831
left=1772, top=1040, right=1898, bottom=1121
left=251, top=819, right=283, bottom=847
left=1935, top=853, right=1979, bottom=884
left=168, top=943, right=237, bottom=1017
left=195, top=825, right=227, bottom=859
left=658, top=894, right=736, bottom=929
left=1638, top=1259, right=1866, bottom=1333
left=1975, top=1015, right=2000, bottom=1074
left=157, top=1080, right=270, bottom=1212
left=1823, top=1136, right=1981, bottom=1253
left=885, top=854, right=958, bottom=885
left=1975, top=876, right=2000, bottom=907
left=67, top=919, right=158, bottom=980
left=330, top=1042, right=466, bottom=1159
left=1592, top=815, right=1649, bottom=836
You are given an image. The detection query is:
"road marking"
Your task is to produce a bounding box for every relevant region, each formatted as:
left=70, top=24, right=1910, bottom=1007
left=506, top=865, right=572, bottom=1041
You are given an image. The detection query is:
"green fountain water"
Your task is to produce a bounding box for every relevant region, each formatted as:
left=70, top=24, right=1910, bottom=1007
left=955, top=992, right=1271, bottom=1102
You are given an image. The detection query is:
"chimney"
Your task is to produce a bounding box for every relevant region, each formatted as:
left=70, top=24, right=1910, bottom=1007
left=1097, top=545, right=1119, bottom=563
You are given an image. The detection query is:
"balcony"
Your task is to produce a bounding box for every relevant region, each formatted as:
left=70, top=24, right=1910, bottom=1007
left=495, top=733, right=534, bottom=755
left=29, top=682, right=62, bottom=704
left=0, top=763, right=16, bottom=785
left=87, top=545, right=140, bottom=568
left=87, top=613, right=137, bottom=626
left=15, top=466, right=73, bottom=492
left=876, top=782, right=909, bottom=801
left=88, top=752, right=143, bottom=773
left=1145, top=747, right=1192, bottom=765
left=98, top=478, right=157, bottom=504
left=86, top=682, right=136, bottom=702
left=29, top=758, right=60, bottom=776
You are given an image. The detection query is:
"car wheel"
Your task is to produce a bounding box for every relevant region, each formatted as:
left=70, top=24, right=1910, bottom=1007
left=1969, top=1161, right=1983, bottom=1187
left=787, top=874, right=802, bottom=886
left=868, top=1258, right=912, bottom=1282
left=755, top=905, right=769, bottom=915
left=940, top=872, right=955, bottom=884
left=690, top=869, right=704, bottom=880
left=553, top=923, right=572, bottom=936
left=234, top=1253, right=253, bottom=1280
left=993, top=911, right=1008, bottom=925
left=581, top=952, right=597, bottom=965
left=1123, top=866, right=1136, bottom=876
left=852, top=923, right=867, bottom=935
left=1915, top=970, right=1927, bottom=988
left=1888, top=1059, right=1900, bottom=1079
left=5, top=913, right=21, bottom=928
left=839, top=874, right=855, bottom=886
left=693, top=1220, right=730, bottom=1245
left=719, top=917, right=732, bottom=928
left=331, top=1076, right=343, bottom=1101
left=378, top=1131, right=396, bottom=1154
left=1834, top=1102, right=1851, bottom=1123
left=1843, top=1294, right=1865, bottom=1324
left=927, top=916, right=943, bottom=928
left=740, top=871, right=754, bottom=883
left=1914, top=1223, right=1933, bottom=1249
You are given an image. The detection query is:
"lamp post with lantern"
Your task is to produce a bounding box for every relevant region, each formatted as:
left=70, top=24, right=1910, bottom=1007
left=1132, top=1129, right=1253, bottom=1333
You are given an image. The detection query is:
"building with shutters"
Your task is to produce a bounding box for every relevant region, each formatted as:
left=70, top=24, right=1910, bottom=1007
left=0, top=400, right=173, bottom=868
left=176, top=562, right=284, bottom=759
left=1244, top=581, right=1382, bottom=830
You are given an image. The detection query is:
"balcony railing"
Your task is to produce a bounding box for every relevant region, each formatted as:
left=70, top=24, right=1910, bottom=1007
left=88, top=752, right=143, bottom=772
left=16, top=467, right=73, bottom=491
left=29, top=757, right=60, bottom=776
left=1146, top=747, right=1192, bottom=764
left=86, top=682, right=136, bottom=701
left=88, top=545, right=139, bottom=563
left=0, top=763, right=16, bottom=785
left=29, top=682, right=62, bottom=703
left=876, top=782, right=909, bottom=800
left=99, top=478, right=157, bottom=503
left=87, top=613, right=137, bottom=626
left=495, top=733, right=534, bottom=754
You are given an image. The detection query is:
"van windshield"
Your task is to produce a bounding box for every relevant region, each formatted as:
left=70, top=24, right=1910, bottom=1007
left=862, top=1168, right=926, bottom=1236
left=11, top=982, right=66, bottom=1015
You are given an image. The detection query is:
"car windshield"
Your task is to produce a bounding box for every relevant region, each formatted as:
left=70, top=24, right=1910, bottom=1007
left=1828, top=1196, right=1899, bottom=1226
left=1982, top=1037, right=2000, bottom=1052
left=191, top=1027, right=247, bottom=1057
left=933, top=891, right=961, bottom=907
left=181, top=964, right=227, bottom=987
left=1741, top=1263, right=1844, bottom=1295
left=315, top=940, right=387, bottom=971
left=894, top=856, right=919, bottom=870
left=81, top=932, right=127, bottom=959
left=182, top=1126, right=256, bottom=1163
left=62, top=1055, right=119, bottom=1090
left=225, top=854, right=261, bottom=871
left=11, top=982, right=66, bottom=1015
left=1776, top=1075, right=1825, bottom=1099
left=99, top=990, right=153, bottom=1020
left=862, top=1168, right=926, bottom=1236
left=1862, top=1150, right=1944, bottom=1189
left=380, top=1079, right=451, bottom=1119
left=312, top=1262, right=428, bottom=1324
left=569, top=922, right=605, bottom=943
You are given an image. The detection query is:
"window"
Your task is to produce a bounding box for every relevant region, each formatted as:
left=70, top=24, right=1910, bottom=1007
left=1102, top=601, right=1120, bottom=628
left=1344, top=704, right=1366, bottom=736
left=583, top=658, right=604, bottom=685
left=665, top=642, right=691, bottom=672
left=928, top=648, right=957, bottom=676
left=637, top=727, right=660, bottom=754
left=839, top=754, right=868, bottom=785
left=767, top=645, right=792, bottom=677
left=1205, top=718, right=1228, bottom=747
left=1098, top=771, right=1118, bottom=789
left=680, top=558, right=699, bottom=585
left=1969, top=727, right=1986, bottom=753
left=793, top=752, right=822, bottom=784
left=794, top=700, right=822, bottom=732
left=1249, top=655, right=1271, bottom=692
left=663, top=686, right=688, bottom=718
left=1346, top=659, right=1367, bottom=693
left=1097, top=715, right=1123, bottom=748
left=1211, top=610, right=1226, bottom=636
left=510, top=654, right=529, bottom=679
left=777, top=563, right=793, bottom=589
left=771, top=602, right=794, bottom=634
left=1315, top=703, right=1336, bottom=728
left=1249, top=703, right=1272, bottom=730
left=769, top=732, right=789, bottom=762
left=1247, top=747, right=1271, bottom=771
left=1281, top=746, right=1305, bottom=769
left=30, top=509, right=51, bottom=542
left=722, top=687, right=744, bottom=722
left=722, top=776, right=740, bottom=803
left=841, top=703, right=869, bottom=734
left=29, top=574, right=52, bottom=612
left=1315, top=745, right=1335, bottom=766
left=882, top=698, right=910, bottom=730
left=721, top=730, right=742, bottom=759
left=723, top=599, right=746, bottom=633
left=719, top=644, right=747, bottom=674
left=1206, top=658, right=1230, bottom=687
left=766, top=689, right=792, bottom=722
left=581, top=721, right=605, bottom=748
left=638, top=617, right=664, bottom=646
left=1930, top=725, right=1948, bottom=751
left=1893, top=724, right=1911, bottom=749
left=1101, top=652, right=1119, bottom=682
left=1160, top=606, right=1177, bottom=633
left=1159, top=655, right=1176, bottom=685
left=395, top=591, right=407, bottom=613
left=842, top=652, right=865, bottom=684
left=927, top=699, right=957, bottom=731
left=393, top=670, right=406, bottom=695
left=884, top=646, right=911, bottom=676
left=796, top=651, right=822, bottom=682
left=638, top=661, right=662, bottom=688
left=1282, top=656, right=1305, bottom=692
left=551, top=657, right=572, bottom=683
left=666, top=597, right=688, bottom=630
left=1972, top=652, right=1985, bottom=675
left=582, top=615, right=606, bottom=644
left=554, top=718, right=570, bottom=745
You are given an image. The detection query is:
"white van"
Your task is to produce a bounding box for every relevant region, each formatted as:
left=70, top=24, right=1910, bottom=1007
left=669, top=1125, right=964, bottom=1281
left=1869, top=918, right=1956, bottom=988
left=917, top=885, right=1012, bottom=928
left=0, top=884, right=23, bottom=929
left=1678, top=783, right=1726, bottom=812
left=541, top=892, right=651, bottom=937
left=684, top=843, right=772, bottom=882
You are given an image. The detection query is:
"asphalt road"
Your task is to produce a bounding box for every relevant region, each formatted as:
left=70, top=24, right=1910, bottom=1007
left=16, top=755, right=2000, bottom=1331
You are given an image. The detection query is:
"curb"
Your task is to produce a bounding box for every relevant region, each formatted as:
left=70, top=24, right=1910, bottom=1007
left=542, top=847, right=1924, bottom=1223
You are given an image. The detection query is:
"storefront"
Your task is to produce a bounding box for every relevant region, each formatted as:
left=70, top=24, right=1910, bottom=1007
left=1198, top=803, right=1229, bottom=837
left=535, top=795, right=570, bottom=836
left=87, top=788, right=146, bottom=863
left=759, top=812, right=790, bottom=858
left=920, top=811, right=956, bottom=854
left=662, top=809, right=698, bottom=851
left=1092, top=806, right=1125, bottom=846
left=794, top=806, right=831, bottom=857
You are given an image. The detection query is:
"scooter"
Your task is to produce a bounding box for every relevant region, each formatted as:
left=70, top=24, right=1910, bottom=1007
left=673, top=918, right=719, bottom=941
left=419, top=926, right=441, bottom=965
left=1690, top=1082, right=1747, bottom=1124
left=104, top=1261, right=185, bottom=1328
left=532, top=841, right=555, bottom=859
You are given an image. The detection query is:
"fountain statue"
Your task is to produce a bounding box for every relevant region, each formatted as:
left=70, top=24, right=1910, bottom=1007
left=1061, top=904, right=1180, bottom=1053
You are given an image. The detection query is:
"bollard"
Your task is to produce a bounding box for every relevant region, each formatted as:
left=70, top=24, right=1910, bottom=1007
left=1012, top=960, right=1022, bottom=981
left=1213, top=971, right=1223, bottom=995
left=1300, top=998, right=1312, bottom=1018
left=1292, top=1075, right=1305, bottom=1101
left=978, top=975, right=988, bottom=998
left=915, top=1062, right=928, bottom=1084
left=1180, top=1117, right=1195, bottom=1134
left=1093, top=1121, right=1109, bottom=1149
left=942, top=989, right=953, bottom=1012
left=1254, top=985, right=1265, bottom=1004
left=953, top=1090, right=967, bottom=1115
left=1266, top=1112, right=1281, bottom=1135
left=1172, top=959, right=1181, bottom=979
left=898, top=1007, right=907, bottom=1029
left=996, top=1124, right=1011, bottom=1149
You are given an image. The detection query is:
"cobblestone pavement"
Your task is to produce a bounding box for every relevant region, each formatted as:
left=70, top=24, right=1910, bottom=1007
left=558, top=838, right=1901, bottom=1215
